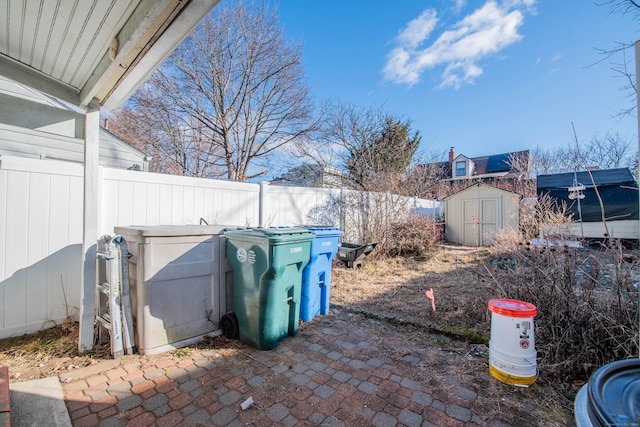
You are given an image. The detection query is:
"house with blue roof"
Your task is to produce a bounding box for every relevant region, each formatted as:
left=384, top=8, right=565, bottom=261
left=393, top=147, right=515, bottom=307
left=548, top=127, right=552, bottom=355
left=413, top=147, right=532, bottom=199
left=442, top=147, right=530, bottom=181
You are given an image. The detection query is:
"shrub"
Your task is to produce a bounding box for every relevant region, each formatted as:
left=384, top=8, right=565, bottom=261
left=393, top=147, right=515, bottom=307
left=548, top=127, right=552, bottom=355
left=479, top=193, right=639, bottom=385
left=483, top=238, right=638, bottom=384
left=376, top=214, right=441, bottom=258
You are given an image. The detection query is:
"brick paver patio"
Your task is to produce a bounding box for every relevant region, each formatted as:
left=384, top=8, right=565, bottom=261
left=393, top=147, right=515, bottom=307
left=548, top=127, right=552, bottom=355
left=60, top=309, right=563, bottom=426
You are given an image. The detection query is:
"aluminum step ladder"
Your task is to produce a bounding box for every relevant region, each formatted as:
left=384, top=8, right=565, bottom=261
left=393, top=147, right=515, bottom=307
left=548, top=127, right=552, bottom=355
left=96, top=235, right=135, bottom=357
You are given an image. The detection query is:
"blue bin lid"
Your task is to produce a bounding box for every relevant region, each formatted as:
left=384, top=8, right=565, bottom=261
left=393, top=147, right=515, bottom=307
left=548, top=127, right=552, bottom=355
left=270, top=225, right=342, bottom=238
left=302, top=226, right=342, bottom=237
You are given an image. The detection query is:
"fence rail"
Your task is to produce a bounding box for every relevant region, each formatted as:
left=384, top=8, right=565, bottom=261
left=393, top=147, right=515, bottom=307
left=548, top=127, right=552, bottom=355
left=0, top=155, right=441, bottom=339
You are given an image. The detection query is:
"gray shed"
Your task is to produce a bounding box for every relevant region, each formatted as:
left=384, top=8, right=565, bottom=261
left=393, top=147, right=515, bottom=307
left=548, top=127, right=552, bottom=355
left=444, top=183, right=522, bottom=246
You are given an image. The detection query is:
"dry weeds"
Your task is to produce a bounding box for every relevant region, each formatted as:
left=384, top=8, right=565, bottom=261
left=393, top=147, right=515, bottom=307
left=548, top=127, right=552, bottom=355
left=331, top=244, right=495, bottom=338
left=0, top=320, right=110, bottom=382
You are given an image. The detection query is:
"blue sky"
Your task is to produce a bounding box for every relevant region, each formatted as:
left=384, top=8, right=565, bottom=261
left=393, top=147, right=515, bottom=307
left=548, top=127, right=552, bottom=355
left=275, top=0, right=639, bottom=160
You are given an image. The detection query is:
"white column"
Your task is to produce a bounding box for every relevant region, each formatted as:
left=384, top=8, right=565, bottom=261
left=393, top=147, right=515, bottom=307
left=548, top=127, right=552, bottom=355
left=78, top=100, right=101, bottom=352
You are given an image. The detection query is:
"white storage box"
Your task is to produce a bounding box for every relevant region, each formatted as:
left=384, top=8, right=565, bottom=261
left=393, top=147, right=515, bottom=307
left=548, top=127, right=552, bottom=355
left=114, top=225, right=234, bottom=355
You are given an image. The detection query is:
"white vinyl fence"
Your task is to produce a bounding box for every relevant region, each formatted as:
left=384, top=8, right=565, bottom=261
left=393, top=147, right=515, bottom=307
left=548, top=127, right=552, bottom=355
left=0, top=155, right=441, bottom=339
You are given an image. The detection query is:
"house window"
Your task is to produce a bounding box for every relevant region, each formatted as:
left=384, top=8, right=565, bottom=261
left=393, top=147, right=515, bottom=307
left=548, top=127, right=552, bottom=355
left=456, top=161, right=466, bottom=177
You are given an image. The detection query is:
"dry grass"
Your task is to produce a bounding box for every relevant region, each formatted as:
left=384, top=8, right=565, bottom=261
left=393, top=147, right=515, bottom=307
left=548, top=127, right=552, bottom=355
left=2, top=240, right=631, bottom=426
left=0, top=320, right=110, bottom=381
left=486, top=240, right=639, bottom=385
left=331, top=245, right=496, bottom=338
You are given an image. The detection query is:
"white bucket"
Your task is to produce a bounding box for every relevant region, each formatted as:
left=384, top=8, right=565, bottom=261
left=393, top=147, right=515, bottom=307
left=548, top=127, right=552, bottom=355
left=488, top=298, right=537, bottom=386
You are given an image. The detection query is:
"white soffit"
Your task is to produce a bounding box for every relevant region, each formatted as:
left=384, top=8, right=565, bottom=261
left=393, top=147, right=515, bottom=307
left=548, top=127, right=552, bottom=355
left=0, top=0, right=220, bottom=109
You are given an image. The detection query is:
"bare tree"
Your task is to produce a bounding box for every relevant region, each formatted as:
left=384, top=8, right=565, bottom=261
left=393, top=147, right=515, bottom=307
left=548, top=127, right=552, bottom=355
left=318, top=101, right=421, bottom=192
left=529, top=145, right=571, bottom=177
left=563, top=131, right=636, bottom=176
left=530, top=132, right=636, bottom=177
left=403, top=149, right=448, bottom=198
left=593, top=0, right=639, bottom=117
left=496, top=151, right=537, bottom=196
left=108, top=87, right=227, bottom=177
left=110, top=0, right=315, bottom=181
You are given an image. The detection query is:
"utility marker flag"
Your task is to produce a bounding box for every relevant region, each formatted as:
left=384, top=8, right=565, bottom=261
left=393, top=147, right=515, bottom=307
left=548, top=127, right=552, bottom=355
left=425, top=288, right=435, bottom=311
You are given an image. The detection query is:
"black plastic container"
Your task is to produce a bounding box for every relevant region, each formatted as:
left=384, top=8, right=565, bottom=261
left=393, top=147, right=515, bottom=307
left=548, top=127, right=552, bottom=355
left=337, top=242, right=377, bottom=268
left=574, top=358, right=640, bottom=426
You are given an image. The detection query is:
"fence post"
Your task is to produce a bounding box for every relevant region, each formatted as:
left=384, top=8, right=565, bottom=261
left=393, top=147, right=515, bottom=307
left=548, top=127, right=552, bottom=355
left=339, top=187, right=345, bottom=236
left=259, top=181, right=269, bottom=227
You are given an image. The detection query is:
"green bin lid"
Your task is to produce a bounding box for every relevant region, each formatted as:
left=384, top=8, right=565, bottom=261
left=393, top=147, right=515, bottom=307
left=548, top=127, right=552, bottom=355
left=224, top=227, right=314, bottom=244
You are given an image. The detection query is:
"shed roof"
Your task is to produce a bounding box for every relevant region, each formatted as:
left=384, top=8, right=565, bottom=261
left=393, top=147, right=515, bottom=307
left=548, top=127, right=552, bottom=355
left=443, top=182, right=523, bottom=200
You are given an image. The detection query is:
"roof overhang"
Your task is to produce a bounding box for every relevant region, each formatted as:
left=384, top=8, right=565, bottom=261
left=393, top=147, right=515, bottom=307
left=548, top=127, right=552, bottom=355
left=0, top=0, right=220, bottom=110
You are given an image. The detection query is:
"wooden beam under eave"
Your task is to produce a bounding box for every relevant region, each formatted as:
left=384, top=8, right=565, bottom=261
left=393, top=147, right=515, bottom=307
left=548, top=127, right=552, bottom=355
left=101, top=0, right=221, bottom=110
left=78, top=0, right=176, bottom=107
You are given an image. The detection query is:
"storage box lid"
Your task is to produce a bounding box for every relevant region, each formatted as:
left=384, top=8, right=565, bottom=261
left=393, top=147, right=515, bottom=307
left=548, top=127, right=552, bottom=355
left=114, top=225, right=234, bottom=237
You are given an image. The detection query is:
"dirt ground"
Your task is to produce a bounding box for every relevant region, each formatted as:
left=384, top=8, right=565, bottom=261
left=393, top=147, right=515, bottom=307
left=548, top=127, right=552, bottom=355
left=331, top=244, right=496, bottom=337
left=0, top=244, right=577, bottom=425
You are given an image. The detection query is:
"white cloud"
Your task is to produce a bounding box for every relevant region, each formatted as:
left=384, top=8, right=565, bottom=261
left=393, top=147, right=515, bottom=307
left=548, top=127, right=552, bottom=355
left=438, top=62, right=484, bottom=89
left=453, top=0, right=466, bottom=13
left=383, top=0, right=535, bottom=89
left=552, top=52, right=562, bottom=62
left=397, top=9, right=438, bottom=48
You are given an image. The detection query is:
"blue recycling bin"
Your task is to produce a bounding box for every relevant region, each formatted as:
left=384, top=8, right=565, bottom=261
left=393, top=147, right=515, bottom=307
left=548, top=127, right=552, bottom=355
left=299, top=227, right=342, bottom=322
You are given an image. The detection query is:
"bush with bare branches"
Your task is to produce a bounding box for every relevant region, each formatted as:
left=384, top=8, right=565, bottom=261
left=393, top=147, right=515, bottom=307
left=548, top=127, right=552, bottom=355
left=519, top=193, right=575, bottom=242
left=482, top=241, right=638, bottom=385
left=478, top=162, right=640, bottom=387
left=378, top=214, right=441, bottom=258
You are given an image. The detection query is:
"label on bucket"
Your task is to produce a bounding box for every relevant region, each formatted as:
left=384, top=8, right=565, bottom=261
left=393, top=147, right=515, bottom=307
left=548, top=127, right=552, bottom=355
left=518, top=321, right=531, bottom=339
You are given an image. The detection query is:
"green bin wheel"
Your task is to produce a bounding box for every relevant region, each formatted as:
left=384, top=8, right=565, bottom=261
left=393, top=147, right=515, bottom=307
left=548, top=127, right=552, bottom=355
left=221, top=312, right=239, bottom=339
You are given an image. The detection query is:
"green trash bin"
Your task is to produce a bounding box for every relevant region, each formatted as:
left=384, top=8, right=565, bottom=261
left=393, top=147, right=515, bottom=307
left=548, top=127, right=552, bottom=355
left=224, top=227, right=314, bottom=350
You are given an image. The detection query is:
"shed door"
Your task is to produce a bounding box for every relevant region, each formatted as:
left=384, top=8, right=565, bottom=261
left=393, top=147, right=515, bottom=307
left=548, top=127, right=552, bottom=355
left=462, top=198, right=499, bottom=246
left=462, top=200, right=479, bottom=245
left=480, top=199, right=498, bottom=245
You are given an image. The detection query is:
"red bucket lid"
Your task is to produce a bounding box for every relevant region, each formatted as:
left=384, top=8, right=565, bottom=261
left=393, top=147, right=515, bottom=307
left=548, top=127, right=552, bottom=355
left=488, top=299, right=537, bottom=318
